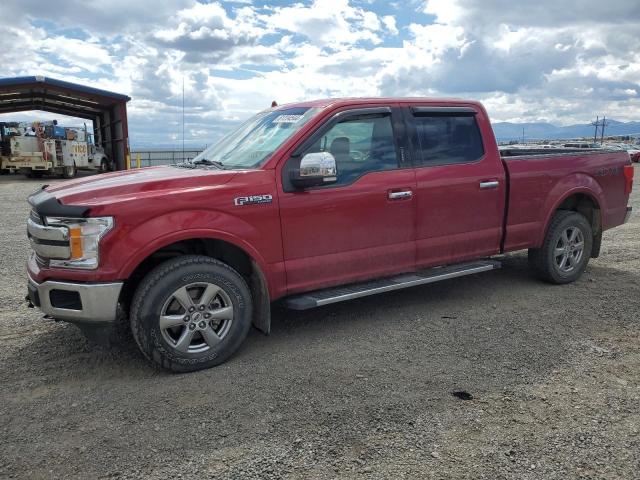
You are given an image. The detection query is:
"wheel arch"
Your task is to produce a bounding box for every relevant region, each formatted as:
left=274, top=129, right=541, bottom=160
left=120, top=235, right=271, bottom=334
left=539, top=188, right=604, bottom=257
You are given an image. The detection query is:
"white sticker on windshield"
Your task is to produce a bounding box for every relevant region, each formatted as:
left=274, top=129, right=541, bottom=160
left=273, top=114, right=303, bottom=123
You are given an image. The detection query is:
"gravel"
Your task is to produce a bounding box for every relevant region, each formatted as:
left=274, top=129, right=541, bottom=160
left=1, top=168, right=639, bottom=479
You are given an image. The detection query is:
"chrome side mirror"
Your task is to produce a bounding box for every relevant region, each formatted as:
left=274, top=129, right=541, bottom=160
left=291, top=152, right=337, bottom=189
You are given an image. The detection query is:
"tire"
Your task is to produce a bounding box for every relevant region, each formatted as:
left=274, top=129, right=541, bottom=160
left=100, top=158, right=110, bottom=173
left=27, top=170, right=44, bottom=178
left=62, top=163, right=76, bottom=179
left=130, top=255, right=252, bottom=372
left=528, top=210, right=593, bottom=284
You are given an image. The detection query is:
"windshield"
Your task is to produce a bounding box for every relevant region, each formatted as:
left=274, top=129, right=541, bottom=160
left=190, top=107, right=319, bottom=169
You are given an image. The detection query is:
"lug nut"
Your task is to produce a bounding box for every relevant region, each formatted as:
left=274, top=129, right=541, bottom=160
left=198, top=305, right=205, bottom=311
left=188, top=306, right=196, bottom=313
left=184, top=315, right=190, bottom=322
left=188, top=323, right=196, bottom=330
left=198, top=321, right=206, bottom=328
left=203, top=313, right=211, bottom=319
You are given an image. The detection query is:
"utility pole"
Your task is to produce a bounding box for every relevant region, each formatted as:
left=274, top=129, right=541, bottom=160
left=591, top=115, right=609, bottom=145
left=600, top=116, right=607, bottom=144
left=522, top=127, right=525, bottom=145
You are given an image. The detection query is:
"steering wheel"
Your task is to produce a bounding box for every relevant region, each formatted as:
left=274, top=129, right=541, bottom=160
left=350, top=150, right=365, bottom=162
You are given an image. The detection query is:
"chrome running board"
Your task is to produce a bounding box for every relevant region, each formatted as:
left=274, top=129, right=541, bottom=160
left=283, top=260, right=501, bottom=310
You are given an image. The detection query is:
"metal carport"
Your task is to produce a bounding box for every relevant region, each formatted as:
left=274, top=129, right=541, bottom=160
left=0, top=76, right=131, bottom=170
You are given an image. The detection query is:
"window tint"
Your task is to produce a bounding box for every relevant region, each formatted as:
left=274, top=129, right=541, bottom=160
left=304, top=114, right=398, bottom=186
left=413, top=115, right=484, bottom=165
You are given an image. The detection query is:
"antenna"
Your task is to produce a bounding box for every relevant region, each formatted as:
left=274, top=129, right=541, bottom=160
left=182, top=76, right=185, bottom=160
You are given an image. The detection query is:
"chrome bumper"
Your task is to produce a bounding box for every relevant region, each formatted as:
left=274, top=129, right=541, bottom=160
left=27, top=275, right=123, bottom=324
left=624, top=206, right=633, bottom=224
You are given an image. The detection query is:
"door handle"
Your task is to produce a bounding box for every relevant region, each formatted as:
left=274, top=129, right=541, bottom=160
left=479, top=180, right=499, bottom=189
left=388, top=190, right=413, bottom=200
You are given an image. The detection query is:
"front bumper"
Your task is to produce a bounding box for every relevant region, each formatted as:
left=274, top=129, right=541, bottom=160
left=27, top=274, right=123, bottom=324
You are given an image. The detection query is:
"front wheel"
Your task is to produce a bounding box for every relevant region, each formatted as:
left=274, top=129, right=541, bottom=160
left=528, top=210, right=593, bottom=284
left=130, top=255, right=252, bottom=372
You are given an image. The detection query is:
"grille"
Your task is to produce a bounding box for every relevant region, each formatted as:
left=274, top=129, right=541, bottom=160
left=27, top=212, right=70, bottom=260
left=29, top=209, right=43, bottom=225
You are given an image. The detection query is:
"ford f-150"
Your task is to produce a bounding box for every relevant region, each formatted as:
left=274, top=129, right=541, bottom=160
left=25, top=98, right=635, bottom=372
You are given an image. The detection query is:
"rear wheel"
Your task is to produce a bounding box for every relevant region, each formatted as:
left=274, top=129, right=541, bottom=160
left=130, top=255, right=252, bottom=372
left=528, top=210, right=592, bottom=284
left=62, top=163, right=76, bottom=179
left=100, top=158, right=111, bottom=173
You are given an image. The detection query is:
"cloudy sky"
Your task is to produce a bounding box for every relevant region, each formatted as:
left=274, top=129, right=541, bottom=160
left=1, top=0, right=639, bottom=147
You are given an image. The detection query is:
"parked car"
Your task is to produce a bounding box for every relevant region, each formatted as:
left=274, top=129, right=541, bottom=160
left=26, top=98, right=634, bottom=372
left=627, top=148, right=640, bottom=163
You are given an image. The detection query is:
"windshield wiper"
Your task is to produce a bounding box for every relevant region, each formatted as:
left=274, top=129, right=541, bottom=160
left=192, top=158, right=225, bottom=169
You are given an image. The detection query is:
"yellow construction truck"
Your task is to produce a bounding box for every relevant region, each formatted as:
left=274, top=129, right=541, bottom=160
left=0, top=121, right=111, bottom=178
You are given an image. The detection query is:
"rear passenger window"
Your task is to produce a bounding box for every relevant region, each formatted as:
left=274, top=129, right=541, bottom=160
left=413, top=114, right=484, bottom=165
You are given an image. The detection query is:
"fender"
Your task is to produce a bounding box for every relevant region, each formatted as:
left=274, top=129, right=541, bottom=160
left=108, top=209, right=279, bottom=297
left=536, top=173, right=606, bottom=247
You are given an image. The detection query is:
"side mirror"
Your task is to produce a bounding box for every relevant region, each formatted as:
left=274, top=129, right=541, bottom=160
left=291, top=152, right=337, bottom=189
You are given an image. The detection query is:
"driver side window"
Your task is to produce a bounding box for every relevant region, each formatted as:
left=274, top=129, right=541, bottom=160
left=304, top=114, right=398, bottom=186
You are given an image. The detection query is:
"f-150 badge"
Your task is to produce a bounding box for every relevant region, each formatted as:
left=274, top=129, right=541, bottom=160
left=234, top=194, right=273, bottom=206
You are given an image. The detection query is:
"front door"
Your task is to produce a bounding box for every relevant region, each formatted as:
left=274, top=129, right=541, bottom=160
left=278, top=105, right=416, bottom=294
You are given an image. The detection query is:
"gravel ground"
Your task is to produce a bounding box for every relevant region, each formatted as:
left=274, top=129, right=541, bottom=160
left=1, top=168, right=639, bottom=479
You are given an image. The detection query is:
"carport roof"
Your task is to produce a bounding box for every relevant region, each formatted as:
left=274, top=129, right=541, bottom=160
left=0, top=76, right=130, bottom=119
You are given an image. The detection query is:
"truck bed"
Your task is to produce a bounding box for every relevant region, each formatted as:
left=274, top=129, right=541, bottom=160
left=500, top=147, right=602, bottom=157
left=500, top=149, right=631, bottom=252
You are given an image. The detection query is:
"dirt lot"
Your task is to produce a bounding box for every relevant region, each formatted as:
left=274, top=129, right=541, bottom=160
left=1, top=168, right=639, bottom=479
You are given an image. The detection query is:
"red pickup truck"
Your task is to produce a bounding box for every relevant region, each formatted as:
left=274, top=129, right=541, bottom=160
left=26, top=98, right=634, bottom=372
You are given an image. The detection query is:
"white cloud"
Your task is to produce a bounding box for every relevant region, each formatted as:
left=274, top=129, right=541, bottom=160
left=264, top=0, right=384, bottom=47
left=382, top=15, right=398, bottom=35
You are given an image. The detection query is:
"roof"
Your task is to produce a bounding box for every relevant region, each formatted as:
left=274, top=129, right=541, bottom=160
left=0, top=76, right=130, bottom=119
left=276, top=97, right=482, bottom=110
left=0, top=76, right=130, bottom=101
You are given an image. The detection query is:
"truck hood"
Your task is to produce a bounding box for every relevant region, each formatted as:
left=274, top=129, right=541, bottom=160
left=44, top=166, right=238, bottom=207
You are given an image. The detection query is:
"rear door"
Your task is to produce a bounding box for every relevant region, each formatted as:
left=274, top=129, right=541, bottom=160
left=278, top=105, right=417, bottom=294
left=405, top=106, right=506, bottom=268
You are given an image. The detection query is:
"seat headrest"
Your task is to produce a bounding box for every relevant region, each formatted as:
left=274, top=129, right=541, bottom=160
left=330, top=137, right=350, bottom=156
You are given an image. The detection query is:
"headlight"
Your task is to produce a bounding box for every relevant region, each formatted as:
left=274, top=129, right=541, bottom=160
left=45, top=216, right=114, bottom=269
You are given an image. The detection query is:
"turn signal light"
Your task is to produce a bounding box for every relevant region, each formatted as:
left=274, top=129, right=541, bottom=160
left=69, top=227, right=83, bottom=259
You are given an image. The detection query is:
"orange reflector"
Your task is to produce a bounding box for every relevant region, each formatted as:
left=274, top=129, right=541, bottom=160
left=69, top=227, right=83, bottom=259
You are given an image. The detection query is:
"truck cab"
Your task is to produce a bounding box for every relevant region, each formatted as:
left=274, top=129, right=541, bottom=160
left=25, top=98, right=634, bottom=372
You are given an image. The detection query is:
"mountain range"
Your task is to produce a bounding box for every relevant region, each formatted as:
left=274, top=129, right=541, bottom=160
left=492, top=119, right=640, bottom=141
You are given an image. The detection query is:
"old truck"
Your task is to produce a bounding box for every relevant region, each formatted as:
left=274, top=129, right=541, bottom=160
left=1, top=121, right=110, bottom=177
left=25, top=98, right=634, bottom=372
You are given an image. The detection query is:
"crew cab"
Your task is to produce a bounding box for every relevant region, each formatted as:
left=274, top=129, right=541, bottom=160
left=25, top=98, right=635, bottom=372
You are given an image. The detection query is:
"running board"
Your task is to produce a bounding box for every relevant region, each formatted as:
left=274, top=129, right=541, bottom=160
left=283, top=260, right=501, bottom=310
